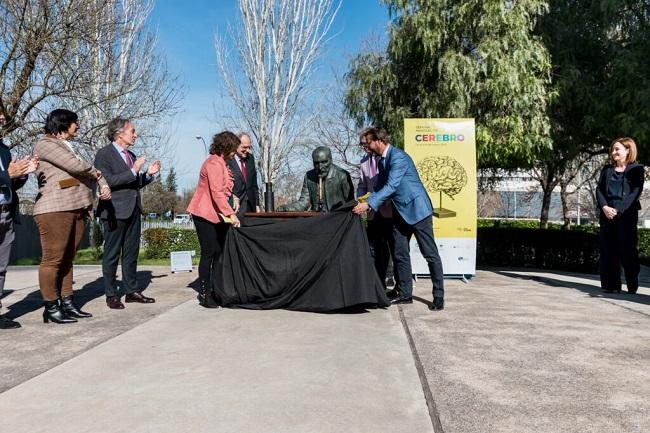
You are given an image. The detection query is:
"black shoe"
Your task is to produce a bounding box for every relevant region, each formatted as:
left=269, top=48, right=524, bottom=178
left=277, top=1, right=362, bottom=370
left=429, top=297, right=444, bottom=311
left=60, top=295, right=92, bottom=318
left=125, top=292, right=155, bottom=303
left=385, top=288, right=400, bottom=300
left=627, top=286, right=638, bottom=294
left=389, top=296, right=413, bottom=305
left=43, top=301, right=77, bottom=324
left=602, top=288, right=622, bottom=294
left=0, top=316, right=21, bottom=329
left=106, top=296, right=125, bottom=310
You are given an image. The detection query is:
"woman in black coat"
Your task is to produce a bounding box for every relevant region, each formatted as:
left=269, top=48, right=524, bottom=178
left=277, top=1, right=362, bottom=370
left=596, top=137, right=645, bottom=294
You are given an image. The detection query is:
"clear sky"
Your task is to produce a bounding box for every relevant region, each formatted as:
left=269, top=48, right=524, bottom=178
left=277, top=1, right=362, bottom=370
left=149, top=0, right=390, bottom=190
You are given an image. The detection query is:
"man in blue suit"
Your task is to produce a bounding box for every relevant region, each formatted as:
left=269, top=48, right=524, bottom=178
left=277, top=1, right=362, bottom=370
left=353, top=127, right=444, bottom=310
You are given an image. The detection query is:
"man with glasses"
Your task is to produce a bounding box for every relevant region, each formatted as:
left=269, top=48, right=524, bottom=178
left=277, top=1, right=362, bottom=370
left=356, top=130, right=399, bottom=295
left=353, top=127, right=444, bottom=311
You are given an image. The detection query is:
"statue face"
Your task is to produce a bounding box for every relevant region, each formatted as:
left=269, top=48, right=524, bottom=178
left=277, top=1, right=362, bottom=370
left=313, top=150, right=332, bottom=177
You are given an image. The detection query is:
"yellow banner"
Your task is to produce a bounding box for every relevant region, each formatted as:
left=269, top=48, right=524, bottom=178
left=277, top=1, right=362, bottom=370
left=404, top=118, right=477, bottom=239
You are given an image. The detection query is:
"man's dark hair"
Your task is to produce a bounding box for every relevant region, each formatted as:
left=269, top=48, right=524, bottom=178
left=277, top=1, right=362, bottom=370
left=210, top=131, right=240, bottom=156
left=106, top=117, right=131, bottom=141
left=44, top=109, right=78, bottom=135
left=364, top=127, right=390, bottom=143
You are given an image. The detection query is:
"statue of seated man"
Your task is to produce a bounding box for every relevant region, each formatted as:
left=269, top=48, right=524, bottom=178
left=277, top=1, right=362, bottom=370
left=277, top=146, right=354, bottom=212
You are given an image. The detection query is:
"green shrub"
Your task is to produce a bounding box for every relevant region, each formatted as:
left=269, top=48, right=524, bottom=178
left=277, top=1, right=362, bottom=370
left=638, top=229, right=650, bottom=264
left=142, top=228, right=200, bottom=259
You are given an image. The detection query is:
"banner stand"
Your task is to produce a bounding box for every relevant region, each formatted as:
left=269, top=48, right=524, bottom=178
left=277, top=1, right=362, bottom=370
left=404, top=118, right=477, bottom=278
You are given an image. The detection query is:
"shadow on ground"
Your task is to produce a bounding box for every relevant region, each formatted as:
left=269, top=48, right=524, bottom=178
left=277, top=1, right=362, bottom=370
left=497, top=270, right=650, bottom=306
left=4, top=270, right=161, bottom=319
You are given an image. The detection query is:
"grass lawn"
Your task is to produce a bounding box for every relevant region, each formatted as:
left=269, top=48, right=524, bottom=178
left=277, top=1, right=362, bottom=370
left=12, top=248, right=200, bottom=266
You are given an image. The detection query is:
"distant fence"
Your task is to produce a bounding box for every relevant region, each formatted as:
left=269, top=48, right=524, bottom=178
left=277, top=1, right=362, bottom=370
left=140, top=220, right=195, bottom=247
left=141, top=220, right=194, bottom=230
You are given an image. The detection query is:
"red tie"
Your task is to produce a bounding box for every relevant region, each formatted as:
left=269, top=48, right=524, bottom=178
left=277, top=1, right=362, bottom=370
left=240, top=159, right=247, bottom=182
left=123, top=150, right=133, bottom=169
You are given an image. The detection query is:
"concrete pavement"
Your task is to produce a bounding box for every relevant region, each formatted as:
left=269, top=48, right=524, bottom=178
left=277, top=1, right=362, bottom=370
left=0, top=265, right=649, bottom=432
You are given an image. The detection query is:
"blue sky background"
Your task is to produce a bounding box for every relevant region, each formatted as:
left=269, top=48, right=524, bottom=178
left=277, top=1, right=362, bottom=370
left=149, top=0, right=390, bottom=190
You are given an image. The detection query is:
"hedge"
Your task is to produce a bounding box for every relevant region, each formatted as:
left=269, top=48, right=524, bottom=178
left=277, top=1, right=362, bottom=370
left=477, top=227, right=600, bottom=272
left=143, top=222, right=650, bottom=270
left=142, top=228, right=200, bottom=259
left=477, top=219, right=650, bottom=270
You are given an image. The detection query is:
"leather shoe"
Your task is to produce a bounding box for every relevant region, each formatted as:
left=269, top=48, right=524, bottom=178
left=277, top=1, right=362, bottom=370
left=389, top=296, right=413, bottom=305
left=385, top=288, right=400, bottom=300
left=106, top=296, right=125, bottom=310
left=602, top=288, right=622, bottom=294
left=0, top=316, right=21, bottom=329
left=429, top=297, right=444, bottom=311
left=125, top=292, right=155, bottom=304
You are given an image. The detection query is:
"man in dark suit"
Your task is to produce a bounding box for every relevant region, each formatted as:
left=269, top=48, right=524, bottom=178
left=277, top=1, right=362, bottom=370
left=353, top=127, right=444, bottom=311
left=226, top=132, right=259, bottom=214
left=94, top=117, right=160, bottom=310
left=0, top=113, right=34, bottom=328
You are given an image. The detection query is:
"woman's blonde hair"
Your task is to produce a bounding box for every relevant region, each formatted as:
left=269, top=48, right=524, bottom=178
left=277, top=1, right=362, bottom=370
left=610, top=137, right=637, bottom=164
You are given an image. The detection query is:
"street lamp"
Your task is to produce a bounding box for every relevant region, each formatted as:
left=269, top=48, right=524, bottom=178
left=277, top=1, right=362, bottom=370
left=195, top=136, right=207, bottom=156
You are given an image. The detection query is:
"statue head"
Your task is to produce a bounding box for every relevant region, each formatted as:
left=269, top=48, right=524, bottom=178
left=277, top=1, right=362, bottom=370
left=312, top=146, right=332, bottom=177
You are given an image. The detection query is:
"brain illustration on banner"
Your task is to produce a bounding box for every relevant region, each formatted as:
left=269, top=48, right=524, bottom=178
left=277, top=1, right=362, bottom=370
left=416, top=156, right=468, bottom=218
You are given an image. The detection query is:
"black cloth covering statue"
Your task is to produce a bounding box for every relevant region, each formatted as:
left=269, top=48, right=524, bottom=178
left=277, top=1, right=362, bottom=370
left=209, top=203, right=389, bottom=312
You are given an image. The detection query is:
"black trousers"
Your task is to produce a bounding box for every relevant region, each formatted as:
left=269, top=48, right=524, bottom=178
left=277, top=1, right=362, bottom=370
left=366, top=213, right=397, bottom=287
left=599, top=210, right=640, bottom=292
left=392, top=210, right=444, bottom=299
left=102, top=207, right=141, bottom=297
left=193, top=215, right=230, bottom=287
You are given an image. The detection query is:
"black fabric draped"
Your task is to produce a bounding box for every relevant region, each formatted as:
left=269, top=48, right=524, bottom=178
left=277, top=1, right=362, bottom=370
left=213, top=203, right=389, bottom=312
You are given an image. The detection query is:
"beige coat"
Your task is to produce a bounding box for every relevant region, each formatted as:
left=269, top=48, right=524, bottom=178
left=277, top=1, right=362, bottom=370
left=33, top=136, right=108, bottom=215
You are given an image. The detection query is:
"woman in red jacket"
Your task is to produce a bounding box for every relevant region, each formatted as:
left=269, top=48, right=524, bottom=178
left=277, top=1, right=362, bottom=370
left=187, top=131, right=241, bottom=307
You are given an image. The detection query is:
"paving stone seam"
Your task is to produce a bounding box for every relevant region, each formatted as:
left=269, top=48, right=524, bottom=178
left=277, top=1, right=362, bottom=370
left=398, top=305, right=445, bottom=433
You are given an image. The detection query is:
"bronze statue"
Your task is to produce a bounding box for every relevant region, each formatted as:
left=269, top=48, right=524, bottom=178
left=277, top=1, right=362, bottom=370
left=278, top=146, right=354, bottom=212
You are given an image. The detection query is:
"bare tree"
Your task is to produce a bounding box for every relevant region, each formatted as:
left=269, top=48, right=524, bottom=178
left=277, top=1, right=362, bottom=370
left=68, top=0, right=183, bottom=162
left=557, top=153, right=602, bottom=228
left=0, top=0, right=182, bottom=164
left=477, top=190, right=504, bottom=218
left=214, top=0, right=341, bottom=195
left=0, top=0, right=99, bottom=139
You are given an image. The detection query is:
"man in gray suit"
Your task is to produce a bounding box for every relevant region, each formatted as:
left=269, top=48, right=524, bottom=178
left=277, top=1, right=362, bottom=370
left=277, top=146, right=354, bottom=212
left=94, top=118, right=160, bottom=310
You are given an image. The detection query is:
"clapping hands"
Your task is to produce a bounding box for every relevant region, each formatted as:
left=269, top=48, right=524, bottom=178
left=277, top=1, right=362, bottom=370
left=8, top=155, right=39, bottom=178
left=146, top=160, right=161, bottom=176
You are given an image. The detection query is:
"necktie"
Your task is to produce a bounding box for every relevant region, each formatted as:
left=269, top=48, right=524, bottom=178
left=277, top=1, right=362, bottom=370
left=123, top=150, right=133, bottom=169
left=240, top=159, right=247, bottom=182
left=369, top=156, right=377, bottom=178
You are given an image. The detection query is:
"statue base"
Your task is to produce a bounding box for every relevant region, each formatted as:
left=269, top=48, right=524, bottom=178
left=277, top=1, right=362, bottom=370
left=433, top=208, right=457, bottom=218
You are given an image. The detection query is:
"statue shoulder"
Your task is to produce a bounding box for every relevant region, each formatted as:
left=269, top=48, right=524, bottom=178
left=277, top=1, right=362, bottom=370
left=332, top=164, right=351, bottom=179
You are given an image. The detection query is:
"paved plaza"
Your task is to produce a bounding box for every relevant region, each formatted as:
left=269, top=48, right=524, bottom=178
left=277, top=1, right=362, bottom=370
left=0, top=265, right=648, bottom=433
